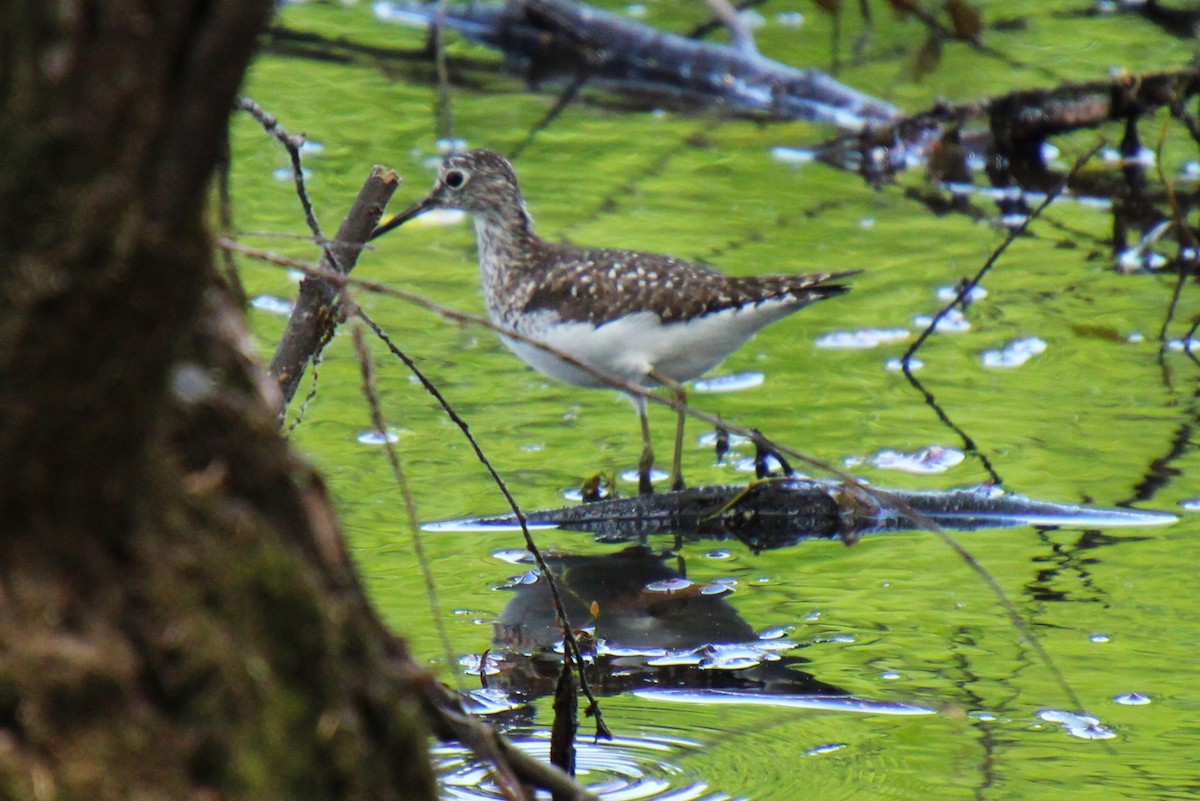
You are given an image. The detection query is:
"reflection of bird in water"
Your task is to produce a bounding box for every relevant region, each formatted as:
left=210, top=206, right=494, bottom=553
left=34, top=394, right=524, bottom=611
left=483, top=547, right=847, bottom=706
left=381, top=149, right=857, bottom=494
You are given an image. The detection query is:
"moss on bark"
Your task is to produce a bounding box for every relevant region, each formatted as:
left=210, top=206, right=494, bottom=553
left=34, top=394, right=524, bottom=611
left=0, top=3, right=436, bottom=798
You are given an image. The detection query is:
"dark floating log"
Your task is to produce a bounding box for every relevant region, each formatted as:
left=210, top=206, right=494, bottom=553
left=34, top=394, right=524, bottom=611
left=428, top=479, right=1177, bottom=552
left=374, top=0, right=898, bottom=127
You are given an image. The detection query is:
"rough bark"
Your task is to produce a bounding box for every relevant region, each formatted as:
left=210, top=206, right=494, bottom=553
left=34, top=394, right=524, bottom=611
left=0, top=3, right=435, bottom=799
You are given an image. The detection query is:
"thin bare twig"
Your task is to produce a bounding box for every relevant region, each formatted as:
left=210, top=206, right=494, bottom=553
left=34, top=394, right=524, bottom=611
left=1184, top=318, right=1200, bottom=367
left=345, top=303, right=462, bottom=694
left=422, top=680, right=598, bottom=801
left=903, top=144, right=1104, bottom=364
left=509, top=75, right=588, bottom=161
left=684, top=0, right=768, bottom=40
left=357, top=310, right=610, bottom=739
left=238, top=152, right=466, bottom=724
left=899, top=142, right=1107, bottom=484
left=286, top=325, right=335, bottom=433
left=702, top=0, right=757, bottom=54
left=237, top=97, right=329, bottom=252
left=898, top=0, right=1062, bottom=82
left=432, top=0, right=457, bottom=145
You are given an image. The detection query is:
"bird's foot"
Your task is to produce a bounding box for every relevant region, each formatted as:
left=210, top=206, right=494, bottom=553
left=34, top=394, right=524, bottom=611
left=637, top=442, right=655, bottom=495
left=752, top=432, right=795, bottom=479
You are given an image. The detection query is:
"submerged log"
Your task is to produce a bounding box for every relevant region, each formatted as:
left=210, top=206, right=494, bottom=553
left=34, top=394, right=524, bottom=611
left=431, top=479, right=1178, bottom=552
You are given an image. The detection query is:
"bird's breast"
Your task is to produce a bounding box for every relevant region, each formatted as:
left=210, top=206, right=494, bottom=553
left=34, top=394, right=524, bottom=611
left=493, top=298, right=802, bottom=390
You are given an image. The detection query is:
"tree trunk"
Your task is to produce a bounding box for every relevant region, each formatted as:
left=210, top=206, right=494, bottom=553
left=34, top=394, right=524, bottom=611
left=0, top=3, right=436, bottom=799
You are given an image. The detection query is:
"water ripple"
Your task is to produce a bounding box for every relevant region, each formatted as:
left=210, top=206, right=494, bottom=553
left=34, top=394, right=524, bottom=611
left=435, top=729, right=741, bottom=801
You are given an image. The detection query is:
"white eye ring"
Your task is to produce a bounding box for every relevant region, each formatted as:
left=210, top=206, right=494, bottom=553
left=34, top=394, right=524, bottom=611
left=444, top=169, right=467, bottom=188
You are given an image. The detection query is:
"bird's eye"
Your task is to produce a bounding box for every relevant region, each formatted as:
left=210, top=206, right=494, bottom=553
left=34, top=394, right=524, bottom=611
left=444, top=169, right=466, bottom=189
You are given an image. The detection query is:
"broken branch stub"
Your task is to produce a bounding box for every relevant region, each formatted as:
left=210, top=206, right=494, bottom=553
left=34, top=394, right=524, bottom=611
left=268, top=166, right=400, bottom=411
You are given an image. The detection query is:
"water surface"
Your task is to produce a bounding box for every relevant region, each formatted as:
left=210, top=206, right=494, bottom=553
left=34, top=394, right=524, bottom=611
left=236, top=3, right=1200, bottom=797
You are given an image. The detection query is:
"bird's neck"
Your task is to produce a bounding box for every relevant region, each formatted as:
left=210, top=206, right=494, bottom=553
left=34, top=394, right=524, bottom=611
left=472, top=202, right=541, bottom=318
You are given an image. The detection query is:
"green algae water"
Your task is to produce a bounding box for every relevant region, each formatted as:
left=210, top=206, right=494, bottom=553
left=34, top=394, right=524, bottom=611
left=235, top=3, right=1200, bottom=797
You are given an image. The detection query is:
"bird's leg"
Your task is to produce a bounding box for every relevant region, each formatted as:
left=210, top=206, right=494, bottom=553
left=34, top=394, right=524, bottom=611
left=635, top=395, right=655, bottom=495
left=649, top=369, right=687, bottom=492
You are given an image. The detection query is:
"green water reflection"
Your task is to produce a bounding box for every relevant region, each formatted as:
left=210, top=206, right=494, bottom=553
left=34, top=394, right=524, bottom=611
left=236, top=2, right=1200, bottom=798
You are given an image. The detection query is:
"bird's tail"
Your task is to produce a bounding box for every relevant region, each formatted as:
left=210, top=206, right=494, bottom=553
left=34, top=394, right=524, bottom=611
left=735, top=268, right=861, bottom=305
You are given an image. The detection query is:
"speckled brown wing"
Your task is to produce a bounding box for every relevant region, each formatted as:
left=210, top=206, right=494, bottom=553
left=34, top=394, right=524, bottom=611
left=523, top=242, right=858, bottom=325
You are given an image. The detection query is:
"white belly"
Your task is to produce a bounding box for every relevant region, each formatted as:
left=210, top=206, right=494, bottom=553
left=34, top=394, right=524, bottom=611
left=499, top=300, right=799, bottom=389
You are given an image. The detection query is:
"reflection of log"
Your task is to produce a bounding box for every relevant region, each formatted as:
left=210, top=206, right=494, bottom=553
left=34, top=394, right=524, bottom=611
left=374, top=0, right=897, bottom=126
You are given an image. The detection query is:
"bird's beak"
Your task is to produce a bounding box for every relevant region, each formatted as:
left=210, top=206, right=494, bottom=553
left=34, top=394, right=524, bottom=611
left=371, top=194, right=438, bottom=241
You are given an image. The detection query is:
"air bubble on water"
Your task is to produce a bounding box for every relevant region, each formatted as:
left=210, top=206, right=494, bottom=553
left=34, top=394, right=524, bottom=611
left=459, top=652, right=502, bottom=676
left=757, top=625, right=793, bottom=640
left=981, top=337, right=1047, bottom=368
left=645, top=578, right=695, bottom=593
left=250, top=295, right=294, bottom=316
left=357, top=429, right=400, bottom=445
left=885, top=357, right=922, bottom=372
left=501, top=570, right=541, bottom=588
left=816, top=328, right=911, bottom=349
left=1113, top=692, right=1151, bottom=706
left=492, top=549, right=531, bottom=564
left=435, top=138, right=469, bottom=154
left=937, top=284, right=988, bottom=303
left=698, top=431, right=750, bottom=448
left=870, top=446, right=965, bottom=474
left=1036, top=709, right=1116, bottom=740
left=770, top=147, right=816, bottom=165
left=273, top=167, right=312, bottom=181
left=562, top=484, right=611, bottom=502
left=693, top=371, right=764, bottom=393
left=913, top=308, right=970, bottom=333
left=619, top=468, right=669, bottom=485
